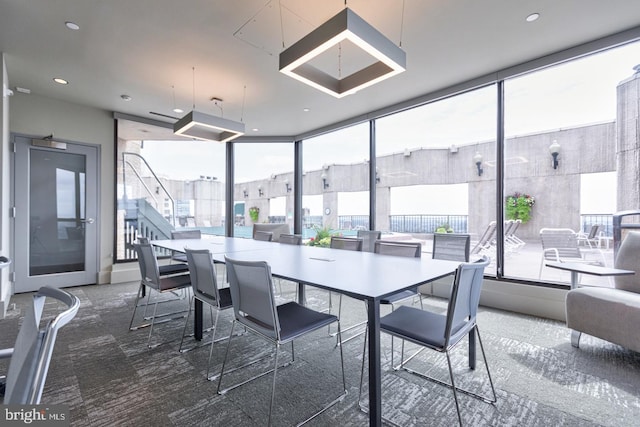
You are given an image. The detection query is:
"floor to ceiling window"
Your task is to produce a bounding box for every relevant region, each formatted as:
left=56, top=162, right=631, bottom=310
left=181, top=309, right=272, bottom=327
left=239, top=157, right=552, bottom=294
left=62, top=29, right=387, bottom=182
left=503, top=40, right=640, bottom=285
left=115, top=119, right=225, bottom=261
left=233, top=142, right=293, bottom=237
left=302, top=123, right=369, bottom=241
left=375, top=85, right=497, bottom=270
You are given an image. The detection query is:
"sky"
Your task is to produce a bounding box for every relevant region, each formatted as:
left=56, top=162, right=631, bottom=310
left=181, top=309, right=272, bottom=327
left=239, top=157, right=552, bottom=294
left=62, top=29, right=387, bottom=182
left=139, top=40, right=640, bottom=215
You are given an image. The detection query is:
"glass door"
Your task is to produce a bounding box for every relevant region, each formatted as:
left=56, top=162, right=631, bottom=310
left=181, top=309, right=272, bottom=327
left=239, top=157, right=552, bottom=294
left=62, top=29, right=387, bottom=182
left=13, top=135, right=99, bottom=292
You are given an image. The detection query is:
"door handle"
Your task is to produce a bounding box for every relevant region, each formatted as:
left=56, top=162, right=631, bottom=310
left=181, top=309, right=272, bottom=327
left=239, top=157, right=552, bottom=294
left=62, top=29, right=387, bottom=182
left=81, top=218, right=95, bottom=224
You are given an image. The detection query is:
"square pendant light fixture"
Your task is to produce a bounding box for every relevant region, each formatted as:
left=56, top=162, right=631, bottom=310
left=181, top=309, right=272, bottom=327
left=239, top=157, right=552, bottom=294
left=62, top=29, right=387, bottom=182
left=279, top=8, right=406, bottom=98
left=173, top=110, right=245, bottom=143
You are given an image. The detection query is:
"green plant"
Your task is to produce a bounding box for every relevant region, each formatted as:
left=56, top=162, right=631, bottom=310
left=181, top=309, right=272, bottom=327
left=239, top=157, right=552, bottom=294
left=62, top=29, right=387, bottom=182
left=306, top=225, right=338, bottom=247
left=506, top=193, right=535, bottom=223
left=248, top=206, right=259, bottom=222
left=435, top=223, right=454, bottom=233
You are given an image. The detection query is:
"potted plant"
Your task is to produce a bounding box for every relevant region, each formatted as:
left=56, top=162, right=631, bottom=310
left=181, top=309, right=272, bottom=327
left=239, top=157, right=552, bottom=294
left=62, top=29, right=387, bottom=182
left=307, top=225, right=337, bottom=247
left=248, top=206, right=260, bottom=223
left=435, top=223, right=454, bottom=233
left=506, top=193, right=535, bottom=223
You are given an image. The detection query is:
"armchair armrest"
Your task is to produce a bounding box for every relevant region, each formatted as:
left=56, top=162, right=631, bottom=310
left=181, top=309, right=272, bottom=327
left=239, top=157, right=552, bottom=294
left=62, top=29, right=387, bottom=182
left=0, top=348, right=14, bottom=359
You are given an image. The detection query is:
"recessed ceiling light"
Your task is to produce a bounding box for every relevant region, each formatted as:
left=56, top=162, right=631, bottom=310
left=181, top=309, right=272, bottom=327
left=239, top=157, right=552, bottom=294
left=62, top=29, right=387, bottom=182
left=526, top=13, right=540, bottom=22
left=303, top=108, right=310, bottom=112
left=173, top=108, right=184, bottom=114
left=53, top=78, right=68, bottom=85
left=65, top=21, right=80, bottom=30
left=121, top=94, right=132, bottom=101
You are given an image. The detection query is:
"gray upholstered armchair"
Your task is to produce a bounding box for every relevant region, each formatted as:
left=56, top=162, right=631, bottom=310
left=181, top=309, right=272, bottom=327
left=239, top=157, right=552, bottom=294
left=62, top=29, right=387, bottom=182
left=565, top=231, right=640, bottom=352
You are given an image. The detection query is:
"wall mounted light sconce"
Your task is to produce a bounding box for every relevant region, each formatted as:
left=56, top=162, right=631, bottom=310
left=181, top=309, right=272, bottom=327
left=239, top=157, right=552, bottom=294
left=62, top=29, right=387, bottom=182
left=375, top=167, right=381, bottom=183
left=285, top=178, right=292, bottom=193
left=258, top=185, right=264, bottom=197
left=243, top=187, right=248, bottom=198
left=473, top=152, right=483, bottom=176
left=403, top=148, right=411, bottom=157
left=321, top=172, right=329, bottom=189
left=549, top=140, right=560, bottom=169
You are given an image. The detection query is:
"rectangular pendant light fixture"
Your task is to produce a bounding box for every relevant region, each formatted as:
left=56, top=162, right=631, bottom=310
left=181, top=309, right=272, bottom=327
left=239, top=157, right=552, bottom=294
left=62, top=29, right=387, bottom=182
left=173, top=110, right=245, bottom=143
left=279, top=8, right=406, bottom=98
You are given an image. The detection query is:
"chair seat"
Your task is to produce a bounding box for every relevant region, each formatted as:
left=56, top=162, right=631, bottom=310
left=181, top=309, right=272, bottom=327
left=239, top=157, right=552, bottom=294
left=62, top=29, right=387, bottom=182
left=380, top=305, right=466, bottom=350
left=277, top=302, right=338, bottom=342
left=157, top=273, right=191, bottom=292
left=381, top=289, right=418, bottom=305
left=171, top=254, right=189, bottom=263
left=159, top=263, right=189, bottom=275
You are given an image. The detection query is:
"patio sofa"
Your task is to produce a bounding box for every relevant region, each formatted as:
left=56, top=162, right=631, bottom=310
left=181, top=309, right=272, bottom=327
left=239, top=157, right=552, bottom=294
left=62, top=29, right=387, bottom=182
left=565, top=231, right=640, bottom=352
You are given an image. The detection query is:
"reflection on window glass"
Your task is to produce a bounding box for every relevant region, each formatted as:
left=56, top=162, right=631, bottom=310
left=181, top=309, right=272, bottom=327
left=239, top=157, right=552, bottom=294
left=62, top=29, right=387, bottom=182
left=302, top=123, right=369, bottom=242
left=504, top=40, right=640, bottom=285
left=376, top=86, right=496, bottom=272
left=234, top=143, right=293, bottom=238
left=56, top=169, right=76, bottom=218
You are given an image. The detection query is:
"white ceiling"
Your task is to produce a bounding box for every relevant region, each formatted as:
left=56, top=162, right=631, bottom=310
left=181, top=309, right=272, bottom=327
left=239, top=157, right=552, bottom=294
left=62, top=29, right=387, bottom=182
left=2, top=0, right=640, bottom=140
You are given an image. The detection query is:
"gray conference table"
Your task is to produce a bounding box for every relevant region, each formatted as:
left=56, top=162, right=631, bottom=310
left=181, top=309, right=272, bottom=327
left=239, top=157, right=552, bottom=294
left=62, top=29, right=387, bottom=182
left=153, top=236, right=460, bottom=427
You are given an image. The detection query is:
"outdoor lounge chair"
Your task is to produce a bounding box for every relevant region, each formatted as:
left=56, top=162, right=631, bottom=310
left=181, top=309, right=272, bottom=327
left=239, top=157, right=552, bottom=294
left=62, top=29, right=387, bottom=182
left=539, top=228, right=602, bottom=280
left=470, top=221, right=497, bottom=256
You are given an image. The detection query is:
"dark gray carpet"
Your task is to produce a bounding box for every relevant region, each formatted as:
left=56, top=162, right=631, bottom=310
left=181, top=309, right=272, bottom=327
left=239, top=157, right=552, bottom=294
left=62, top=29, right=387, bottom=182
left=1, top=281, right=640, bottom=426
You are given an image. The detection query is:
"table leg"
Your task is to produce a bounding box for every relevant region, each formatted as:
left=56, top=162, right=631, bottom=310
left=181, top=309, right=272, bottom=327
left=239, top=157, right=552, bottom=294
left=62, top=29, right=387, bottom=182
left=468, top=330, right=476, bottom=369
left=570, top=271, right=579, bottom=290
left=194, top=298, right=203, bottom=340
left=366, top=299, right=382, bottom=427
left=297, top=282, right=306, bottom=305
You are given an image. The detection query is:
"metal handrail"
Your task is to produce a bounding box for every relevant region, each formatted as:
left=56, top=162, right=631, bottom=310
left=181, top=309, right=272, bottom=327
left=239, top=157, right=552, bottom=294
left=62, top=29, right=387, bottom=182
left=122, top=151, right=176, bottom=226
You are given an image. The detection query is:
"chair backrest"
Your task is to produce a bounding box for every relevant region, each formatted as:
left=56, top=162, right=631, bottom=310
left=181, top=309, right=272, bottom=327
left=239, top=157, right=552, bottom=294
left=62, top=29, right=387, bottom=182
left=539, top=228, right=581, bottom=259
left=252, top=223, right=290, bottom=242
left=185, top=248, right=221, bottom=306
left=503, top=220, right=515, bottom=238
left=254, top=230, right=274, bottom=242
left=137, top=236, right=150, bottom=244
left=587, top=224, right=600, bottom=239
left=444, top=256, right=490, bottom=348
left=357, top=230, right=382, bottom=252
left=330, top=236, right=363, bottom=251
left=614, top=231, right=640, bottom=293
left=171, top=229, right=202, bottom=240
left=374, top=240, right=421, bottom=258
left=4, top=287, right=80, bottom=404
left=134, top=242, right=161, bottom=289
left=470, top=221, right=497, bottom=255
left=224, top=257, right=280, bottom=340
left=432, top=233, right=470, bottom=262
left=279, top=233, right=302, bottom=245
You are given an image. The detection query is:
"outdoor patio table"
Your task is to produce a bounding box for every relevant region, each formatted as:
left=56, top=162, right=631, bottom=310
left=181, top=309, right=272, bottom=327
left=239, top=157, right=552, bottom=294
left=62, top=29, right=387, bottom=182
left=546, top=261, right=634, bottom=289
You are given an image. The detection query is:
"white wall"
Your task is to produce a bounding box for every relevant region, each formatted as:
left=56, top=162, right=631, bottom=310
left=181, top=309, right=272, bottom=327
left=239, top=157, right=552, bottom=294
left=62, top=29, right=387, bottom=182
left=1, top=54, right=11, bottom=317
left=9, top=92, right=115, bottom=286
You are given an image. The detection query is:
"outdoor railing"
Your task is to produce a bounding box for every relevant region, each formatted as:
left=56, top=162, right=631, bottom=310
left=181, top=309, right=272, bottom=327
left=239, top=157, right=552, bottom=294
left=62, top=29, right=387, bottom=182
left=581, top=214, right=613, bottom=236
left=389, top=214, right=468, bottom=234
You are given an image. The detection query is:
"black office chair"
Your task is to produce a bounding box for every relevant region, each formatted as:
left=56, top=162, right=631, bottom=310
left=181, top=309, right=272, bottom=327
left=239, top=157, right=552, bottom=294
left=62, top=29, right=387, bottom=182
left=170, top=229, right=202, bottom=263
left=359, top=256, right=495, bottom=426
left=278, top=233, right=302, bottom=245
left=357, top=230, right=382, bottom=253
left=276, top=234, right=303, bottom=298
left=329, top=236, right=365, bottom=346
left=1, top=287, right=80, bottom=404
left=432, top=233, right=471, bottom=262
left=254, top=230, right=274, bottom=242
left=429, top=233, right=471, bottom=295
left=130, top=242, right=191, bottom=348
left=217, top=257, right=347, bottom=426
left=180, top=249, right=233, bottom=380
